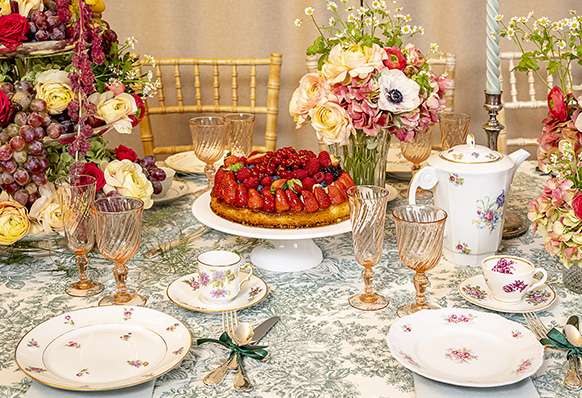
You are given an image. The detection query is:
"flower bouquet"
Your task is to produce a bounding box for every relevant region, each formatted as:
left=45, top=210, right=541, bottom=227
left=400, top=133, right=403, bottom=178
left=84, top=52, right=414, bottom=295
left=290, top=1, right=449, bottom=185
left=0, top=0, right=162, bottom=246
left=498, top=11, right=582, bottom=284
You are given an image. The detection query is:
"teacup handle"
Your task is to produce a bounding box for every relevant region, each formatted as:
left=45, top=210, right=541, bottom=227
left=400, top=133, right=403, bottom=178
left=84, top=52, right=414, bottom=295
left=239, top=262, right=254, bottom=288
left=526, top=268, right=548, bottom=292
left=408, top=166, right=438, bottom=205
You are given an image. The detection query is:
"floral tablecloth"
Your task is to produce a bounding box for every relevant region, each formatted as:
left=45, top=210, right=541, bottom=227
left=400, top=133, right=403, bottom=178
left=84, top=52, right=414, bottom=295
left=1, top=161, right=581, bottom=398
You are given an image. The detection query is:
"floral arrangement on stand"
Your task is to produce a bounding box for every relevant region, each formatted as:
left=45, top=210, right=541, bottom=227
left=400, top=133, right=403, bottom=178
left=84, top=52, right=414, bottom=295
left=498, top=11, right=582, bottom=286
left=290, top=0, right=449, bottom=185
left=0, top=0, right=163, bottom=246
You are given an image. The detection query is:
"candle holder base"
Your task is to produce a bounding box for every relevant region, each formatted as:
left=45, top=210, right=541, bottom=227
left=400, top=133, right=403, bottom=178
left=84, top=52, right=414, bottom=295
left=482, top=91, right=504, bottom=151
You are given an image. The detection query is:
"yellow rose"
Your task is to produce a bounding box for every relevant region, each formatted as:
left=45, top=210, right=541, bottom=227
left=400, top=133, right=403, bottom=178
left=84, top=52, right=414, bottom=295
left=28, top=183, right=64, bottom=234
left=102, top=159, right=153, bottom=209
left=289, top=72, right=331, bottom=129
left=0, top=191, right=30, bottom=245
left=89, top=92, right=138, bottom=135
left=16, top=0, right=41, bottom=17
left=35, top=70, right=74, bottom=115
left=310, top=100, right=352, bottom=145
left=322, top=43, right=387, bottom=85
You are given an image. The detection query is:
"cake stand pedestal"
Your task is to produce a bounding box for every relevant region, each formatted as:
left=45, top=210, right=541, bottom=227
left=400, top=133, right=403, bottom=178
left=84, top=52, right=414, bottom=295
left=192, top=192, right=351, bottom=272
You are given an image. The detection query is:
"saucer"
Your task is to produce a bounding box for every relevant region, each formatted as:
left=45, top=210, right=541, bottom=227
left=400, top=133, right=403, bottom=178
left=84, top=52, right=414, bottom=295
left=458, top=274, right=556, bottom=313
left=152, top=181, right=189, bottom=204
left=166, top=271, right=268, bottom=313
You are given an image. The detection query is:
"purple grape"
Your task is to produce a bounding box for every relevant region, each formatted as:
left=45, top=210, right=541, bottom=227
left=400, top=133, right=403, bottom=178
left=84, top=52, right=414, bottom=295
left=2, top=160, right=17, bottom=174
left=28, top=191, right=40, bottom=205
left=3, top=182, right=19, bottom=194
left=30, top=98, right=47, bottom=113
left=151, top=180, right=162, bottom=194
left=150, top=167, right=166, bottom=181
left=35, top=15, right=49, bottom=30
left=25, top=182, right=38, bottom=194
left=24, top=156, right=41, bottom=174
left=61, top=119, right=73, bottom=134
left=0, top=172, right=14, bottom=185
left=38, top=157, right=49, bottom=173
left=14, top=81, right=33, bottom=94
left=33, top=126, right=45, bottom=140
left=26, top=141, right=43, bottom=156
left=13, top=168, right=30, bottom=186
left=47, top=15, right=60, bottom=28
left=13, top=150, right=27, bottom=164
left=13, top=189, right=28, bottom=206
left=141, top=155, right=156, bottom=169
left=49, top=27, right=66, bottom=41
left=30, top=10, right=43, bottom=24
left=31, top=172, right=47, bottom=186
left=0, top=82, right=14, bottom=94
left=14, top=112, right=28, bottom=126
left=39, top=112, right=51, bottom=127
left=19, top=125, right=35, bottom=143
left=9, top=136, right=25, bottom=151
left=0, top=145, right=13, bottom=161
left=35, top=29, right=49, bottom=42
left=46, top=122, right=64, bottom=139
left=27, top=112, right=42, bottom=128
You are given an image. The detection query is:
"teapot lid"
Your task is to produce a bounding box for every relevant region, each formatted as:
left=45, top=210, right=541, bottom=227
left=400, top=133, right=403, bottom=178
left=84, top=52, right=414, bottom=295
left=439, top=134, right=503, bottom=164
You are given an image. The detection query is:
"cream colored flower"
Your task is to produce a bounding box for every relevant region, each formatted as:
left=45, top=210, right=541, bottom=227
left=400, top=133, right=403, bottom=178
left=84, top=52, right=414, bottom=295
left=34, top=70, right=74, bottom=115
left=377, top=69, right=421, bottom=114
left=0, top=191, right=30, bottom=245
left=289, top=73, right=331, bottom=128
left=16, top=0, right=42, bottom=17
left=322, top=43, right=387, bottom=85
left=309, top=100, right=352, bottom=145
left=102, top=159, right=153, bottom=209
left=89, top=92, right=138, bottom=135
left=0, top=0, right=11, bottom=16
left=28, top=183, right=63, bottom=234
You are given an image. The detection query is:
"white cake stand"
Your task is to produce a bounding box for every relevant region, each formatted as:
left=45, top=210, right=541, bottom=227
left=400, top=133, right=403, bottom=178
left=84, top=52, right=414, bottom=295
left=192, top=191, right=351, bottom=272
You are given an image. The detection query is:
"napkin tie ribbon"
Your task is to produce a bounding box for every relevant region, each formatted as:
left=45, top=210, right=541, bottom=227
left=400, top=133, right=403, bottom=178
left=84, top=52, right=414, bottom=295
left=540, top=327, right=582, bottom=358
left=197, top=332, right=268, bottom=361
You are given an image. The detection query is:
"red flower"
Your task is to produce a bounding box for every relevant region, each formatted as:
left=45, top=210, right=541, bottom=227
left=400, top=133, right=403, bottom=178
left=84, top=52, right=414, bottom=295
left=129, top=94, right=145, bottom=127
left=0, top=14, right=29, bottom=51
left=0, top=89, right=15, bottom=128
left=114, top=144, right=138, bottom=162
left=547, top=86, right=569, bottom=122
left=81, top=163, right=106, bottom=191
left=383, top=47, right=406, bottom=71
left=573, top=194, right=582, bottom=220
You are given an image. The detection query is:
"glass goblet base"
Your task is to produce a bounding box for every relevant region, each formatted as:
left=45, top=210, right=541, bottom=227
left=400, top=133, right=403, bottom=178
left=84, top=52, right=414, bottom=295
left=349, top=293, right=389, bottom=311
left=396, top=301, right=439, bottom=317
left=98, top=292, right=147, bottom=306
left=65, top=281, right=104, bottom=297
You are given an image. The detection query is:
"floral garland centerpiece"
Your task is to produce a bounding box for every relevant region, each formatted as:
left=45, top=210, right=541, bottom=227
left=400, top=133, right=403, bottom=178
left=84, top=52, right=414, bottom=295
left=498, top=11, right=582, bottom=285
left=290, top=0, right=449, bottom=185
left=0, top=0, right=163, bottom=246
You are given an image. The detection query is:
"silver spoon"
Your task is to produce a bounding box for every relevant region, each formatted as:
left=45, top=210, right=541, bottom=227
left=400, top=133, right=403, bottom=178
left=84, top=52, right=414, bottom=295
left=563, top=315, right=582, bottom=390
left=231, top=322, right=254, bottom=392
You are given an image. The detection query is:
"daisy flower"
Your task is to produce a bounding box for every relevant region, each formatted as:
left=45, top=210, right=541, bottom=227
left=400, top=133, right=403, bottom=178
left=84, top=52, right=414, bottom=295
left=305, top=7, right=314, bottom=16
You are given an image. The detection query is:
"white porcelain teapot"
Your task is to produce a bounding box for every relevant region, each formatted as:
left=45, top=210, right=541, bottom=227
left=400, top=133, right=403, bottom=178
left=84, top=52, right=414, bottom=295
left=408, top=134, right=530, bottom=266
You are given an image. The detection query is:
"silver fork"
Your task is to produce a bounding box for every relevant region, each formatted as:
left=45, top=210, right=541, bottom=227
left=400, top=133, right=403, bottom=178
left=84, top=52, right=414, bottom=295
left=202, top=311, right=238, bottom=386
left=523, top=313, right=582, bottom=390
left=225, top=311, right=253, bottom=391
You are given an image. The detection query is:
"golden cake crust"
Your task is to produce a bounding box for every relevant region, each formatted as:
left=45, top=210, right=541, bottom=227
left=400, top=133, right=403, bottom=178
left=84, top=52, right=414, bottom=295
left=210, top=192, right=350, bottom=229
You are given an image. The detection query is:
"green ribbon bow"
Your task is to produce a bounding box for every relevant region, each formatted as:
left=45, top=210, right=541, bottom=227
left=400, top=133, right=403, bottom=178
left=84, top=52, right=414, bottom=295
left=197, top=332, right=268, bottom=361
left=540, top=327, right=582, bottom=358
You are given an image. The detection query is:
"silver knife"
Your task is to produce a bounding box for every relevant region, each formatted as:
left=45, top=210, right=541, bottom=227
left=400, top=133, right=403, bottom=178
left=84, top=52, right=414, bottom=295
left=144, top=225, right=207, bottom=258
left=203, top=316, right=280, bottom=386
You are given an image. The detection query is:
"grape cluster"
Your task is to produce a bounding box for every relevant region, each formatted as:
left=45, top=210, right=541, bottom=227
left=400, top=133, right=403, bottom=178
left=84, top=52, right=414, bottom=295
left=27, top=9, right=68, bottom=42
left=137, top=155, right=166, bottom=195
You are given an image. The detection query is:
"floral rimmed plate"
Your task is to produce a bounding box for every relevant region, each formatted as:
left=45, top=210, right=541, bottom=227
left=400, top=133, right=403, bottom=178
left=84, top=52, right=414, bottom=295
left=152, top=181, right=190, bottom=205
left=458, top=274, right=556, bottom=313
left=386, top=308, right=544, bottom=388
left=166, top=271, right=268, bottom=313
left=15, top=306, right=191, bottom=391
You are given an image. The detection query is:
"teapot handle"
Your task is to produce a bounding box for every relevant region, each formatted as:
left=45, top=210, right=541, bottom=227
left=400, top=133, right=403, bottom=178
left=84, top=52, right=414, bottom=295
left=408, top=166, right=439, bottom=205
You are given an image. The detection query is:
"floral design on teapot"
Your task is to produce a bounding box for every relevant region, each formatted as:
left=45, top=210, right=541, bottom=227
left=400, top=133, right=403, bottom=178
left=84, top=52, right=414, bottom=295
left=472, top=191, right=505, bottom=232
left=448, top=173, right=464, bottom=187
left=455, top=241, right=471, bottom=254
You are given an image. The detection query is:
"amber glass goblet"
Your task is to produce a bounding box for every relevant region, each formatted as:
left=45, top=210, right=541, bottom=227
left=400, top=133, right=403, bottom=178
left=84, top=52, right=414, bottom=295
left=400, top=126, right=434, bottom=200
left=55, top=174, right=104, bottom=297
left=189, top=116, right=227, bottom=192
left=225, top=113, right=255, bottom=157
left=438, top=112, right=471, bottom=151
left=392, top=204, right=447, bottom=317
left=347, top=185, right=390, bottom=311
left=91, top=196, right=146, bottom=306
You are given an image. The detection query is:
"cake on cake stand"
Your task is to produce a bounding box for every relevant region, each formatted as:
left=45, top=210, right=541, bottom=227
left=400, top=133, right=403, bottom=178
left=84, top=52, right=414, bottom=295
left=192, top=191, right=351, bottom=272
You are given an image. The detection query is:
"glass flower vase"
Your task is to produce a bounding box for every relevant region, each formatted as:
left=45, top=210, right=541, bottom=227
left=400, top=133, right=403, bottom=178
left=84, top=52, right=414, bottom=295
left=563, top=264, right=582, bottom=294
left=328, top=129, right=391, bottom=186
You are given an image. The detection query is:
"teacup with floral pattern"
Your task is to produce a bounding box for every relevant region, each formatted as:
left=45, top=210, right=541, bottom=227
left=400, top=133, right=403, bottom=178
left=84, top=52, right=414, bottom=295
left=197, top=250, right=254, bottom=304
left=481, top=255, right=547, bottom=303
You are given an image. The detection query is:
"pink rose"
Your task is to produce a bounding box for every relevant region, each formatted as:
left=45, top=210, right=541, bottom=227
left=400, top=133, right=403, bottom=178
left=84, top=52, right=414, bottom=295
left=383, top=47, right=406, bottom=71
left=105, top=82, right=126, bottom=96
left=548, top=86, right=568, bottom=122
left=81, top=163, right=106, bottom=191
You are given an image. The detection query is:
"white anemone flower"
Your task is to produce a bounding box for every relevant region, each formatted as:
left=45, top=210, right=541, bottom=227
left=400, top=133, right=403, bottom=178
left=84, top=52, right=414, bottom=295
left=377, top=69, right=421, bottom=114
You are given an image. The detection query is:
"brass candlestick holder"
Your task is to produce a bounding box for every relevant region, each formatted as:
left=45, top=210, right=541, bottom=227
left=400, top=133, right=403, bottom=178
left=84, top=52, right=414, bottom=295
left=482, top=91, right=528, bottom=239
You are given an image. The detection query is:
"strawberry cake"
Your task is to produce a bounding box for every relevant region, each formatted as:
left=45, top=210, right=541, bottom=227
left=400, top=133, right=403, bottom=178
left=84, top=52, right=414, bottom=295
left=209, top=147, right=354, bottom=228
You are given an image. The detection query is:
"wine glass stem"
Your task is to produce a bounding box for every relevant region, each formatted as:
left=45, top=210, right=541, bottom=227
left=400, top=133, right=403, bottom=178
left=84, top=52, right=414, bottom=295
left=204, top=164, right=216, bottom=188
left=112, top=261, right=132, bottom=303
left=413, top=272, right=429, bottom=306
left=361, top=266, right=378, bottom=303
left=75, top=253, right=93, bottom=289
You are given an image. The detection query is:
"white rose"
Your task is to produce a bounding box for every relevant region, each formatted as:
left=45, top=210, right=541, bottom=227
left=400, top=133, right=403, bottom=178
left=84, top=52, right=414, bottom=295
left=34, top=69, right=74, bottom=115
left=102, top=159, right=153, bottom=209
left=28, top=182, right=64, bottom=234
left=89, top=92, right=138, bottom=135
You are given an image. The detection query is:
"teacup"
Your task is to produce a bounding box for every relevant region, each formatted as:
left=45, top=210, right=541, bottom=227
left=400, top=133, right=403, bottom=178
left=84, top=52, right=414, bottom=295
left=155, top=167, right=176, bottom=197
left=481, top=256, right=548, bottom=303
left=197, top=250, right=254, bottom=304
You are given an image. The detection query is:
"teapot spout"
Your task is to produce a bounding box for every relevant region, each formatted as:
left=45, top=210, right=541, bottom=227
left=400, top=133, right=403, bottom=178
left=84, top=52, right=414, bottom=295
left=508, top=148, right=530, bottom=176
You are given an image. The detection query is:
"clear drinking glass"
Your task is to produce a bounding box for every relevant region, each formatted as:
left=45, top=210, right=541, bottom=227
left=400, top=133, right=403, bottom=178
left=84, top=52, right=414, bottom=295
left=347, top=185, right=390, bottom=311
left=438, top=112, right=471, bottom=151
left=91, top=196, right=146, bottom=306
left=400, top=126, right=434, bottom=200
left=189, top=116, right=227, bottom=191
left=393, top=204, right=447, bottom=317
left=55, top=174, right=104, bottom=297
left=225, top=113, right=255, bottom=157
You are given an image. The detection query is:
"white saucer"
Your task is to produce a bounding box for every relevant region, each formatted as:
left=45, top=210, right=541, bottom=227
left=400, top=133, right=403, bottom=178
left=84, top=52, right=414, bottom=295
left=165, top=151, right=226, bottom=175
left=385, top=184, right=398, bottom=202
left=152, top=181, right=189, bottom=204
left=458, top=274, right=556, bottom=313
left=166, top=271, right=268, bottom=313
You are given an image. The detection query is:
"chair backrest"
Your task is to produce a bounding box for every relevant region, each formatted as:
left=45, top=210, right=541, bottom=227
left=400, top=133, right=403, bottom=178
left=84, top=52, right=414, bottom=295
left=498, top=51, right=582, bottom=154
left=139, top=53, right=282, bottom=156
left=305, top=53, right=456, bottom=152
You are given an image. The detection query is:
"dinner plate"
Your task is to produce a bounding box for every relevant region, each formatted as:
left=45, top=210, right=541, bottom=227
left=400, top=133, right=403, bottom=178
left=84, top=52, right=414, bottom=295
left=458, top=274, right=556, bottom=313
left=386, top=308, right=544, bottom=387
left=165, top=151, right=225, bottom=175
left=385, top=183, right=398, bottom=202
left=167, top=271, right=268, bottom=313
left=152, top=181, right=190, bottom=204
left=15, top=306, right=191, bottom=391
